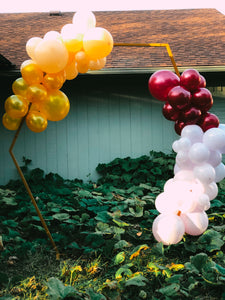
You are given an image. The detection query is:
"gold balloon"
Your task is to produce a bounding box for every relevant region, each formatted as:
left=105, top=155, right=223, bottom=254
left=5, top=95, right=29, bottom=118
left=34, top=39, right=69, bottom=73
left=75, top=51, right=90, bottom=74
left=26, top=111, right=48, bottom=133
left=89, top=57, right=106, bottom=70
left=83, top=27, right=113, bottom=60
left=64, top=59, right=78, bottom=80
left=26, top=84, right=47, bottom=103
left=42, top=71, right=66, bottom=90
left=40, top=90, right=70, bottom=121
left=2, top=113, right=22, bottom=131
left=12, top=77, right=29, bottom=98
left=21, top=60, right=44, bottom=85
left=61, top=24, right=83, bottom=53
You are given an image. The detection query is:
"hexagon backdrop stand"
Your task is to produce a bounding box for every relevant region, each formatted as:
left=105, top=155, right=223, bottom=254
left=9, top=43, right=179, bottom=259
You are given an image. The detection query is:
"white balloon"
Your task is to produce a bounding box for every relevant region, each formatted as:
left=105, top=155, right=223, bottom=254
left=172, top=140, right=180, bottom=153
left=177, top=137, right=192, bottom=152
left=181, top=125, right=203, bottom=143
left=176, top=151, right=194, bottom=170
left=196, top=194, right=210, bottom=211
left=193, top=163, right=215, bottom=184
left=180, top=211, right=208, bottom=235
left=44, top=31, right=61, bottom=40
left=214, top=163, right=225, bottom=182
left=188, top=143, right=210, bottom=164
left=203, top=181, right=218, bottom=200
left=174, top=164, right=180, bottom=174
left=155, top=192, right=178, bottom=214
left=72, top=11, right=96, bottom=34
left=152, top=214, right=185, bottom=245
left=174, top=170, right=195, bottom=181
left=203, top=127, right=225, bottom=151
left=207, top=150, right=222, bottom=167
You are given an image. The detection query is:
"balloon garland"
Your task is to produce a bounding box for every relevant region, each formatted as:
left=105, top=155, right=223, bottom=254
left=2, top=11, right=113, bottom=133
left=148, top=69, right=225, bottom=245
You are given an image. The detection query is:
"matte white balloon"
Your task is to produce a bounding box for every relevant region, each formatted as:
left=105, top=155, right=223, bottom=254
left=193, top=163, right=215, bottom=184
left=196, top=194, right=210, bottom=211
left=188, top=143, right=210, bottom=164
left=180, top=211, right=208, bottom=235
left=152, top=214, right=185, bottom=245
left=155, top=192, right=178, bottom=214
left=181, top=125, right=203, bottom=143
left=174, top=170, right=195, bottom=181
left=214, top=163, right=225, bottom=182
left=203, top=181, right=218, bottom=200
left=203, top=127, right=225, bottom=151
left=207, top=150, right=222, bottom=167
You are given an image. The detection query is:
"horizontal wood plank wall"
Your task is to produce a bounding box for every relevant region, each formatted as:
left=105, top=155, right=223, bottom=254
left=0, top=74, right=224, bottom=185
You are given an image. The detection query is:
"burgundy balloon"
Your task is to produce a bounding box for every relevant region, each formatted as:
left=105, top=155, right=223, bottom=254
left=174, top=120, right=186, bottom=135
left=148, top=70, right=180, bottom=101
left=180, top=106, right=201, bottom=123
left=191, top=88, right=213, bottom=112
left=168, top=86, right=191, bottom=110
left=199, top=75, right=206, bottom=88
left=162, top=102, right=180, bottom=121
left=180, top=69, right=201, bottom=92
left=198, top=112, right=219, bottom=132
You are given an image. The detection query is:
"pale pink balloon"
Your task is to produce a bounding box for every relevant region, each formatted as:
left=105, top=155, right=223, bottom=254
left=203, top=181, right=218, bottom=200
left=152, top=214, right=185, bottom=245
left=180, top=211, right=208, bottom=235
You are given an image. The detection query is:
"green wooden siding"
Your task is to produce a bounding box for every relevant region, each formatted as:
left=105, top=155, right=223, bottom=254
left=0, top=74, right=224, bottom=185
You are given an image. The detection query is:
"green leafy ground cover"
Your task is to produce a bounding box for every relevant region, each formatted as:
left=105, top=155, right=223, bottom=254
left=0, top=151, right=225, bottom=299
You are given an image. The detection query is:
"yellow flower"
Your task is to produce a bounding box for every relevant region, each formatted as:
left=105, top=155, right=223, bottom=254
left=167, top=263, right=185, bottom=271
left=208, top=216, right=215, bottom=221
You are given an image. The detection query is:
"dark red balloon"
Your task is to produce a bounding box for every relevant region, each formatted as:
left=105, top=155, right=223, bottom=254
left=191, top=88, right=213, bottom=112
left=199, top=75, right=206, bottom=88
left=174, top=120, right=186, bottom=135
left=162, top=102, right=180, bottom=121
left=168, top=86, right=191, bottom=110
left=180, top=69, right=201, bottom=92
left=198, top=112, right=219, bottom=132
left=148, top=70, right=180, bottom=101
left=180, top=107, right=201, bottom=123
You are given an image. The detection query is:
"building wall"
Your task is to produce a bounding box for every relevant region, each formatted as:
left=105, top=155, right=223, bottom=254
left=0, top=74, right=225, bottom=185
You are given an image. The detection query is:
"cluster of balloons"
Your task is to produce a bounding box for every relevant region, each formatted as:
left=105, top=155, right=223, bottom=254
left=152, top=125, right=225, bottom=245
left=2, top=11, right=113, bottom=133
left=148, top=69, right=219, bottom=135
left=148, top=68, right=225, bottom=245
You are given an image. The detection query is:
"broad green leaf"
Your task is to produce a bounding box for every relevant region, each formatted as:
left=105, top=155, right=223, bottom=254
left=190, top=253, right=208, bottom=272
left=2, top=220, right=18, bottom=227
left=46, top=277, right=81, bottom=299
left=166, top=274, right=183, bottom=284
left=129, top=206, right=143, bottom=217
left=151, top=242, right=164, bottom=257
left=213, top=264, right=225, bottom=276
left=87, top=288, right=106, bottom=300
left=114, top=240, right=130, bottom=249
left=115, top=264, right=133, bottom=279
left=157, top=283, right=180, bottom=297
left=198, top=229, right=224, bottom=252
left=114, top=251, right=126, bottom=265
left=52, top=213, right=70, bottom=221
left=125, top=274, right=148, bottom=287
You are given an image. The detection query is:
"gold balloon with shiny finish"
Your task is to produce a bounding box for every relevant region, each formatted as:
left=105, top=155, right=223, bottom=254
left=40, top=90, right=70, bottom=121
left=12, top=77, right=29, bottom=98
left=2, top=113, right=22, bottom=131
left=83, top=27, right=113, bottom=60
left=26, top=84, right=47, bottom=103
left=21, top=60, right=44, bottom=85
left=5, top=95, right=29, bottom=118
left=42, top=71, right=66, bottom=90
left=26, top=111, right=48, bottom=133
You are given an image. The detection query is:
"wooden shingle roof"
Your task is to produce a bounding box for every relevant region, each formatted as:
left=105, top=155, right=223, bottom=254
left=1, top=9, right=225, bottom=72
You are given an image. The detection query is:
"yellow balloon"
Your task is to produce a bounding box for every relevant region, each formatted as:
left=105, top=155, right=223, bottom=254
left=2, top=113, right=22, bottom=131
left=21, top=60, right=44, bottom=85
left=64, top=60, right=78, bottom=80
left=42, top=71, right=66, bottom=90
left=89, top=57, right=106, bottom=70
left=26, top=84, right=48, bottom=103
left=75, top=51, right=90, bottom=74
left=83, top=27, right=113, bottom=60
left=61, top=24, right=83, bottom=53
left=26, top=111, right=48, bottom=133
left=34, top=39, right=69, bottom=73
left=12, top=77, right=29, bottom=98
left=5, top=95, right=29, bottom=118
left=40, top=90, right=70, bottom=121
left=26, top=37, right=42, bottom=60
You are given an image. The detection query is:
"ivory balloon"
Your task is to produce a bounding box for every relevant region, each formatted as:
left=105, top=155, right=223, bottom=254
left=21, top=60, right=44, bottom=85
left=193, top=163, right=215, bottom=184
left=207, top=150, right=222, bottom=167
left=181, top=125, right=203, bottom=143
left=72, top=10, right=96, bottom=33
left=83, top=27, right=113, bottom=60
left=12, top=77, right=29, bottom=98
left=26, top=111, right=48, bottom=133
left=26, top=37, right=42, bottom=60
left=34, top=39, right=69, bottom=73
left=152, top=214, right=185, bottom=245
left=44, top=31, right=61, bottom=41
left=203, top=127, right=225, bottom=151
left=180, top=211, right=208, bottom=235
left=203, top=181, right=218, bottom=200
left=188, top=143, right=210, bottom=164
left=2, top=113, right=22, bottom=131
left=40, top=90, right=70, bottom=121
left=214, top=163, right=225, bottom=182
left=5, top=95, right=28, bottom=118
